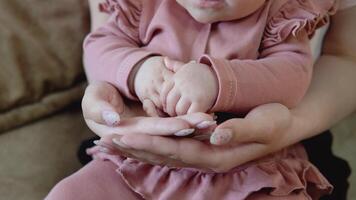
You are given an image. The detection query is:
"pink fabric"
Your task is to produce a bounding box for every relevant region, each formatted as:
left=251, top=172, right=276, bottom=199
left=84, top=0, right=336, bottom=113
left=45, top=157, right=328, bottom=200
left=79, top=0, right=339, bottom=199
left=81, top=142, right=332, bottom=200
left=45, top=160, right=143, bottom=200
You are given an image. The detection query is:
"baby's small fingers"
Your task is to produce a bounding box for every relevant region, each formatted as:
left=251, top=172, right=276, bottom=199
left=149, top=92, right=164, bottom=110
left=142, top=99, right=160, bottom=117
left=187, top=103, right=205, bottom=114
left=166, top=90, right=181, bottom=116
left=160, top=80, right=175, bottom=109
left=164, top=57, right=185, bottom=72
left=175, top=98, right=191, bottom=116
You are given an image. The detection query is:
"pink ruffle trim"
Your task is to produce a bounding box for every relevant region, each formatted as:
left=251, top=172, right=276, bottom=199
left=98, top=0, right=141, bottom=40
left=262, top=0, right=338, bottom=48
left=89, top=144, right=332, bottom=200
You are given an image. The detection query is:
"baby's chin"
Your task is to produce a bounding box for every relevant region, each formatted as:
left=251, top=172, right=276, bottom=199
left=187, top=9, right=227, bottom=24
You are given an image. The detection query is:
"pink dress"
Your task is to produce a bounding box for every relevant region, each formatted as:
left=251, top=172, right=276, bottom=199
left=46, top=0, right=356, bottom=200
left=84, top=0, right=337, bottom=113
left=81, top=0, right=338, bottom=199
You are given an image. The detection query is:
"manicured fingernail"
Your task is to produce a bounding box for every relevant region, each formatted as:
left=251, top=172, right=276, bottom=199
left=112, top=138, right=131, bottom=149
left=93, top=140, right=100, bottom=145
left=174, top=129, right=195, bottom=136
left=196, top=121, right=217, bottom=129
left=210, top=129, right=233, bottom=145
left=99, top=147, right=110, bottom=153
left=102, top=110, right=120, bottom=126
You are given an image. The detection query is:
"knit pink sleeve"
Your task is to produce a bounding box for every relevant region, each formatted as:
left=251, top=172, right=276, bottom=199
left=200, top=0, right=337, bottom=114
left=83, top=0, right=156, bottom=100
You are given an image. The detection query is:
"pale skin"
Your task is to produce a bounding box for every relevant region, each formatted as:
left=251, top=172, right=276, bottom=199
left=86, top=0, right=356, bottom=172
left=131, top=0, right=267, bottom=118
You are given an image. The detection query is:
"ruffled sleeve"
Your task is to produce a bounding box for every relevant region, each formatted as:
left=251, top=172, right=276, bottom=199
left=84, top=0, right=156, bottom=99
left=262, top=0, right=338, bottom=49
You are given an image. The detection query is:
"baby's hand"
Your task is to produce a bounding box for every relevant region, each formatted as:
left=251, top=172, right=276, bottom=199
left=133, top=56, right=173, bottom=117
left=161, top=59, right=218, bottom=116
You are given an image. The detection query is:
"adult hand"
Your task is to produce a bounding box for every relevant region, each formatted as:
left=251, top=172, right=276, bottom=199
left=82, top=82, right=217, bottom=167
left=111, top=103, right=299, bottom=172
left=82, top=82, right=216, bottom=137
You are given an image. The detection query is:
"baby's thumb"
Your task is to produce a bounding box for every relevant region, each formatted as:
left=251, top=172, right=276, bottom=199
left=142, top=99, right=160, bottom=117
left=164, top=57, right=185, bottom=72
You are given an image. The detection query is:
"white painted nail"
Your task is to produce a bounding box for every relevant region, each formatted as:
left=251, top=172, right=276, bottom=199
left=99, top=147, right=110, bottom=153
left=174, top=129, right=195, bottom=137
left=210, top=129, right=233, bottom=145
left=112, top=138, right=131, bottom=149
left=102, top=110, right=120, bottom=126
left=93, top=140, right=100, bottom=145
left=196, top=121, right=217, bottom=129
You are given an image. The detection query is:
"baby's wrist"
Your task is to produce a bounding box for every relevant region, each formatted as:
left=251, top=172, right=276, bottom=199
left=206, top=64, right=219, bottom=111
left=128, top=56, right=154, bottom=95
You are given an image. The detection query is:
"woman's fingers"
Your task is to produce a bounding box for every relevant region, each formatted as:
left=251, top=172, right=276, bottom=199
left=82, top=82, right=124, bottom=126
left=112, top=132, right=277, bottom=172
left=176, top=112, right=216, bottom=129
left=210, top=103, right=292, bottom=145
left=210, top=119, right=257, bottom=145
left=113, top=134, right=218, bottom=169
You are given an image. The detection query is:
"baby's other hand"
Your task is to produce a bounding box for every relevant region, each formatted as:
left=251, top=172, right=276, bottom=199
left=133, top=56, right=173, bottom=117
left=161, top=58, right=218, bottom=116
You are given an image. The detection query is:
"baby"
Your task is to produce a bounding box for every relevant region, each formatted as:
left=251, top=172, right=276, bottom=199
left=82, top=0, right=337, bottom=199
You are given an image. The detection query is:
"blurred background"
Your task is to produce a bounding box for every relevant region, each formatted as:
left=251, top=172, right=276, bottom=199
left=0, top=0, right=355, bottom=199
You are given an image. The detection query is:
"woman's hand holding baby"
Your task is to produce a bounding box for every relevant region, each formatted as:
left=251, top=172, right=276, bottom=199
left=111, top=103, right=296, bottom=172
left=161, top=58, right=219, bottom=116
left=82, top=82, right=216, bottom=138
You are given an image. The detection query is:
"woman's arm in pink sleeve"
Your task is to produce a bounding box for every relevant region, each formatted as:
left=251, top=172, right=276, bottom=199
left=83, top=1, right=156, bottom=100
left=200, top=30, right=313, bottom=113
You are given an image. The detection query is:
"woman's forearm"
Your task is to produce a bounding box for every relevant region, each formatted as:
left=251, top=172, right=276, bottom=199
left=290, top=6, right=356, bottom=143
left=291, top=55, right=356, bottom=141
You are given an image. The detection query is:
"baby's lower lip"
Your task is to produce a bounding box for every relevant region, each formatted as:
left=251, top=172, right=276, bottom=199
left=195, top=0, right=224, bottom=9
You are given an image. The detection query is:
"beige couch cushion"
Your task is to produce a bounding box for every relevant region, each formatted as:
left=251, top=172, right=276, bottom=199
left=0, top=0, right=90, bottom=132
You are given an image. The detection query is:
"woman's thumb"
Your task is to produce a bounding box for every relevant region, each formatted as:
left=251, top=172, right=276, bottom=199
left=209, top=119, right=260, bottom=145
left=82, top=82, right=124, bottom=126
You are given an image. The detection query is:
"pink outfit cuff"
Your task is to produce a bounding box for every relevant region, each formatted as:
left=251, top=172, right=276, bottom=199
left=199, top=55, right=238, bottom=112
left=117, top=51, right=155, bottom=100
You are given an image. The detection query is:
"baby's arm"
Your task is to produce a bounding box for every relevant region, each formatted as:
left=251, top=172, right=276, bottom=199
left=84, top=1, right=173, bottom=116
left=84, top=0, right=155, bottom=100
left=199, top=30, right=313, bottom=113
left=162, top=30, right=312, bottom=115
